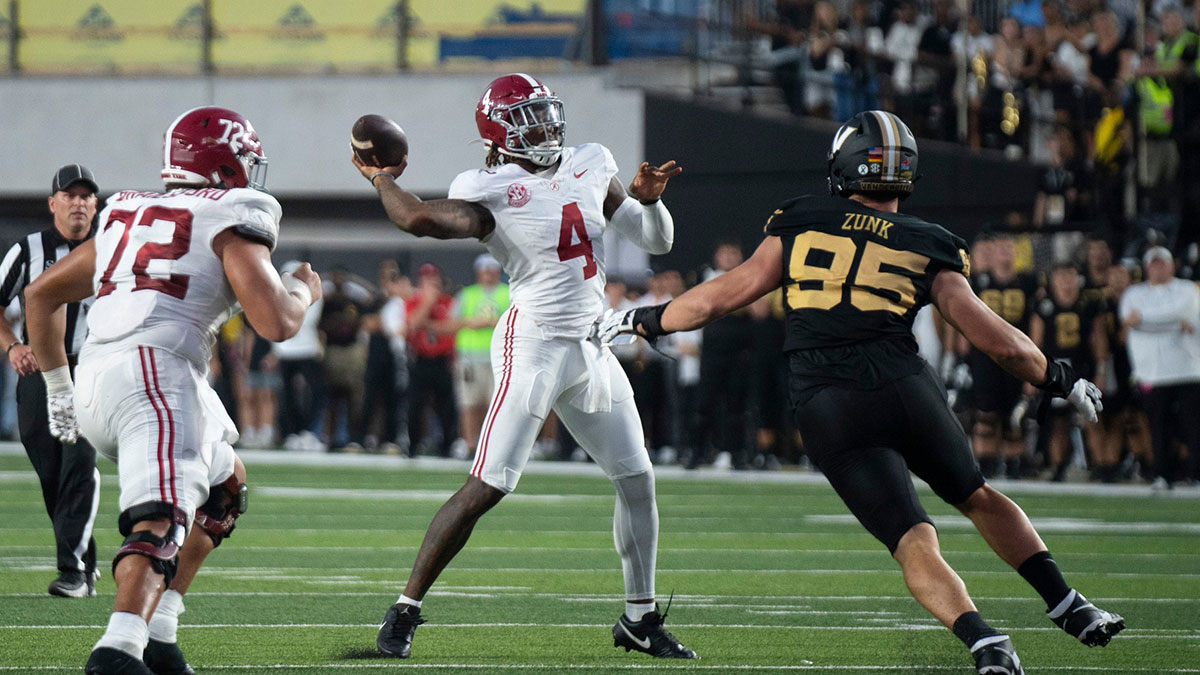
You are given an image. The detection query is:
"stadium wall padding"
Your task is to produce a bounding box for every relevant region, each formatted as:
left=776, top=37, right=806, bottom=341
left=642, top=94, right=1043, bottom=273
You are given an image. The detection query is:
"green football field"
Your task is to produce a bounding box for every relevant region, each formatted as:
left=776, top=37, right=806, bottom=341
left=2, top=446, right=1199, bottom=674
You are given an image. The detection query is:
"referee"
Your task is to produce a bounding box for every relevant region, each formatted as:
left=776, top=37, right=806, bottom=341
left=0, top=165, right=101, bottom=597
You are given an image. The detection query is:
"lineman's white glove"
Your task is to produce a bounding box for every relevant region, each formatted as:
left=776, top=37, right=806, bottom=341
left=1066, top=379, right=1103, bottom=424
left=42, top=365, right=80, bottom=443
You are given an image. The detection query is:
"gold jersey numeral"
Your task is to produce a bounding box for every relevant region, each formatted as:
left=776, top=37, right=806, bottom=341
left=785, top=232, right=931, bottom=314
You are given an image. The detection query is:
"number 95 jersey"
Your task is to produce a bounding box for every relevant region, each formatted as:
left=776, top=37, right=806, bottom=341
left=449, top=143, right=619, bottom=338
left=84, top=187, right=280, bottom=370
left=766, top=195, right=969, bottom=396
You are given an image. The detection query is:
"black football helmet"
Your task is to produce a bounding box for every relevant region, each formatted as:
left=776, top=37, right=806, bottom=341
left=828, top=110, right=918, bottom=199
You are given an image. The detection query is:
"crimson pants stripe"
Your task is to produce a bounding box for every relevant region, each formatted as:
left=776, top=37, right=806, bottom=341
left=472, top=308, right=518, bottom=477
left=147, top=348, right=177, bottom=505
left=138, top=347, right=168, bottom=502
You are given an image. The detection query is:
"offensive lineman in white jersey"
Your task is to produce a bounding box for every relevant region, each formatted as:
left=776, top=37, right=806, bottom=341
left=25, top=106, right=323, bottom=675
left=352, top=73, right=695, bottom=660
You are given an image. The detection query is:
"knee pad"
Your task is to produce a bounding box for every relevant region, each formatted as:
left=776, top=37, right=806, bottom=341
left=113, top=502, right=187, bottom=586
left=194, top=474, right=247, bottom=548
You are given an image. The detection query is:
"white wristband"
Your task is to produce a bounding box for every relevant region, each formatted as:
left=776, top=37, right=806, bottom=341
left=42, top=365, right=73, bottom=396
left=281, top=272, right=313, bottom=307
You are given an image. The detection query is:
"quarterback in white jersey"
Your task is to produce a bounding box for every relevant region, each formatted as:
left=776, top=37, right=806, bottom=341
left=26, top=106, right=322, bottom=675
left=353, top=73, right=696, bottom=660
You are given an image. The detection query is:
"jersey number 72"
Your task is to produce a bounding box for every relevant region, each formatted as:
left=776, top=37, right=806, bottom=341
left=96, top=206, right=193, bottom=300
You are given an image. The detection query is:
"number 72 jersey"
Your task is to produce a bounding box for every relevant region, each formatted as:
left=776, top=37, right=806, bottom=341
left=765, top=195, right=970, bottom=353
left=84, top=187, right=280, bottom=369
left=448, top=143, right=619, bottom=338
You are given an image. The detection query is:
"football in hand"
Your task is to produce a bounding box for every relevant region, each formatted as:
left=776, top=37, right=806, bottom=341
left=351, top=114, right=408, bottom=168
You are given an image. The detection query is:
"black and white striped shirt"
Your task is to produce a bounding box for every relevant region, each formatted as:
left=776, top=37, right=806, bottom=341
left=0, top=227, right=94, bottom=356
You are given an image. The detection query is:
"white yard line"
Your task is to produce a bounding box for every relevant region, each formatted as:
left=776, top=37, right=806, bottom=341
left=3, top=544, right=1195, bottom=560
left=1, top=590, right=1195, bottom=603
left=2, top=666, right=1198, bottom=673
left=3, top=442, right=1199, bottom=499
left=0, top=622, right=1193, bottom=636
left=8, top=562, right=1195, bottom=578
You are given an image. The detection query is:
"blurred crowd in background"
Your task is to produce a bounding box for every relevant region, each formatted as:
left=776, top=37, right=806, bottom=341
left=0, top=224, right=1193, bottom=488
left=746, top=0, right=1200, bottom=263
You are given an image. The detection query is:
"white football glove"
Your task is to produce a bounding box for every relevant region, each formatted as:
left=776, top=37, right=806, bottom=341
left=597, top=307, right=639, bottom=346
left=1066, top=378, right=1103, bottom=424
left=42, top=365, right=80, bottom=444
left=47, top=391, right=80, bottom=444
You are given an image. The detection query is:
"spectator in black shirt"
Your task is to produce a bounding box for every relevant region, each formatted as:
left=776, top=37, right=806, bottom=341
left=918, top=0, right=959, bottom=139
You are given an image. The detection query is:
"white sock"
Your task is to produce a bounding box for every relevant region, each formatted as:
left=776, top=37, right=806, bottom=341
left=93, top=612, right=148, bottom=659
left=148, top=589, right=185, bottom=643
left=625, top=601, right=655, bottom=622
left=396, top=594, right=421, bottom=608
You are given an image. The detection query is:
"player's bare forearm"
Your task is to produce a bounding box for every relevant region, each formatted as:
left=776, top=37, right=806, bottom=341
left=661, top=237, right=783, bottom=333
left=25, top=241, right=96, bottom=372
left=218, top=233, right=321, bottom=342
left=374, top=176, right=495, bottom=240
left=931, top=270, right=1047, bottom=385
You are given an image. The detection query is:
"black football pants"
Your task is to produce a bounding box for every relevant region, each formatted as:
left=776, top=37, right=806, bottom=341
left=793, top=366, right=985, bottom=553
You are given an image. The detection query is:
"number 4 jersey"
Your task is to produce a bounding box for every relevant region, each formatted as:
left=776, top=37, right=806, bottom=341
left=448, top=143, right=619, bottom=338
left=765, top=195, right=969, bottom=401
left=84, top=187, right=280, bottom=369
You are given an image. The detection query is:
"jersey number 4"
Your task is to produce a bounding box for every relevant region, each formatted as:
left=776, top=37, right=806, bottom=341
left=556, top=203, right=597, bottom=279
left=786, top=231, right=929, bottom=315
left=97, top=206, right=193, bottom=300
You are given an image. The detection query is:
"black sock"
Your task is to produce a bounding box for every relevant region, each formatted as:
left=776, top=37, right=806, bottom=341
left=952, top=611, right=999, bottom=648
left=1018, top=551, right=1071, bottom=609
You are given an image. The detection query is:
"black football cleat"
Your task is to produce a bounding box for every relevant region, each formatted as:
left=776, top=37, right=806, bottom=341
left=85, top=647, right=154, bottom=674
left=970, top=635, right=1024, bottom=675
left=377, top=603, right=424, bottom=658
left=1048, top=590, right=1126, bottom=647
left=48, top=570, right=96, bottom=598
left=612, top=604, right=697, bottom=659
left=143, top=639, right=195, bottom=675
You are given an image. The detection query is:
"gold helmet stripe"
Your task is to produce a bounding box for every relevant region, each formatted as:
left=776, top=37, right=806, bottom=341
left=869, top=110, right=901, bottom=181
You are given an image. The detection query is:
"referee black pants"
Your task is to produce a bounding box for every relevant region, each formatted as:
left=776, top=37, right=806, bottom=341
left=18, top=369, right=99, bottom=576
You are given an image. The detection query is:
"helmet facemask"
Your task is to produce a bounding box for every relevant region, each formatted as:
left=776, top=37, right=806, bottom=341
left=491, top=97, right=565, bottom=167
left=241, top=151, right=269, bottom=191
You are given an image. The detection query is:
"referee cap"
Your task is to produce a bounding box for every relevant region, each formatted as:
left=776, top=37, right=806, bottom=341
left=51, top=164, right=99, bottom=195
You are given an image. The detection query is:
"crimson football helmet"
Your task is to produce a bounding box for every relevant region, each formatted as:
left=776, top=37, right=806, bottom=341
left=475, top=73, right=565, bottom=167
left=162, top=106, right=268, bottom=190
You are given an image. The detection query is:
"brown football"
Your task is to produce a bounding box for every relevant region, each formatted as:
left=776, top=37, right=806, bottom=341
left=351, top=114, right=409, bottom=167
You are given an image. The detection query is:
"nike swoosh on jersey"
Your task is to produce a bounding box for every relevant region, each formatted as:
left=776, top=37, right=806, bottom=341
left=619, top=622, right=651, bottom=650
left=574, top=169, right=588, bottom=178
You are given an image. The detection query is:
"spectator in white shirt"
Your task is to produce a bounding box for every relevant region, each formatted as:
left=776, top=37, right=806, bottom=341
left=274, top=261, right=327, bottom=452
left=1118, top=246, right=1200, bottom=488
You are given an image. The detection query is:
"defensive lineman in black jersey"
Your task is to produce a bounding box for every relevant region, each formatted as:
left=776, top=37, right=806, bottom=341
left=600, top=111, right=1125, bottom=674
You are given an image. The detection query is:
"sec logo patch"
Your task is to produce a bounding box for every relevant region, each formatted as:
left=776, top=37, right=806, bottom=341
left=507, top=183, right=531, bottom=207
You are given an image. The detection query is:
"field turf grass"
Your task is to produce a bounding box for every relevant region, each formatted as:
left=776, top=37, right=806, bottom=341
left=2, top=447, right=1198, bottom=674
